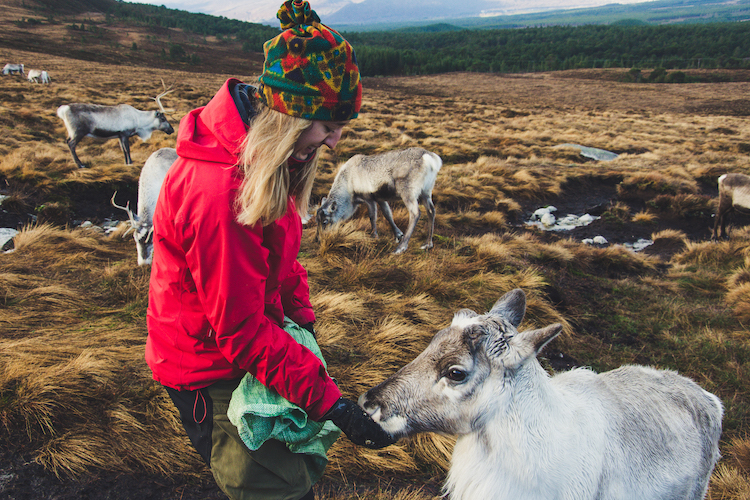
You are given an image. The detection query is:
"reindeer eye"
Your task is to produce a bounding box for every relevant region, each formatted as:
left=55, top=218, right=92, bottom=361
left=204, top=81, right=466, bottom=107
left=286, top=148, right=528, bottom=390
left=446, top=368, right=466, bottom=382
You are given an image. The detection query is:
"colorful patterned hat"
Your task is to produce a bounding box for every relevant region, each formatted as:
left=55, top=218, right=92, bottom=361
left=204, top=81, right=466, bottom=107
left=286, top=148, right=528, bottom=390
left=257, top=0, right=362, bottom=122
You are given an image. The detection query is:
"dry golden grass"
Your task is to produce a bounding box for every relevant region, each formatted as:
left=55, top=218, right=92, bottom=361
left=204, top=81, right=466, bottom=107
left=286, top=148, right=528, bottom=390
left=2, top=42, right=750, bottom=498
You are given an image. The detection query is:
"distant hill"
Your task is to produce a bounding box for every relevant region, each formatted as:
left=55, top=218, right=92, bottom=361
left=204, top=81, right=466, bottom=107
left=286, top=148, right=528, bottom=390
left=23, top=0, right=116, bottom=15
left=331, top=0, right=750, bottom=31
left=0, top=0, right=272, bottom=75
left=1, top=0, right=748, bottom=78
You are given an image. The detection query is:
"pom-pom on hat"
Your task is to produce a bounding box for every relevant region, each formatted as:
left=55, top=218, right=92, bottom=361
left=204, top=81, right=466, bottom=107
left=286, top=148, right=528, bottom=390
left=257, top=0, right=362, bottom=122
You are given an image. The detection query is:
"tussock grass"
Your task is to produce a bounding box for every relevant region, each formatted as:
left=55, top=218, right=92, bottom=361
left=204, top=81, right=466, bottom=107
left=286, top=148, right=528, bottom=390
left=708, top=463, right=750, bottom=500
left=632, top=210, right=658, bottom=224
left=671, top=239, right=749, bottom=274
left=725, top=280, right=750, bottom=323
left=2, top=49, right=750, bottom=498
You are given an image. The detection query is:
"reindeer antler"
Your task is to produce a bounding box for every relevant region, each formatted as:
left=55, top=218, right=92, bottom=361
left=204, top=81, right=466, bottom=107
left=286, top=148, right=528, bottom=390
left=111, top=191, right=138, bottom=235
left=153, top=79, right=175, bottom=114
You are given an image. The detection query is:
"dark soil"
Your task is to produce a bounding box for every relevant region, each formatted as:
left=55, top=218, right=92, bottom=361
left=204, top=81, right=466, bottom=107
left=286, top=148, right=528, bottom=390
left=0, top=181, right=139, bottom=232
left=0, top=450, right=226, bottom=500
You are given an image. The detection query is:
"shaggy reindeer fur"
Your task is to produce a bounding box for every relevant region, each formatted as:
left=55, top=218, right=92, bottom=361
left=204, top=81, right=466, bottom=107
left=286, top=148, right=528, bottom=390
left=56, top=87, right=173, bottom=168
left=2, top=63, right=24, bottom=75
left=316, top=147, right=442, bottom=254
left=112, top=147, right=177, bottom=265
left=27, top=69, right=49, bottom=83
left=361, top=288, right=723, bottom=500
left=713, top=172, right=750, bottom=240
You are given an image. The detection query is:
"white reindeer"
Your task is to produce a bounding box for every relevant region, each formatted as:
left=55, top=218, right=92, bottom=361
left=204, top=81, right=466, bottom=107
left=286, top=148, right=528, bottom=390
left=27, top=69, right=49, bottom=83
left=360, top=288, right=723, bottom=500
left=112, top=147, right=177, bottom=265
left=56, top=85, right=174, bottom=168
left=712, top=172, right=750, bottom=240
left=2, top=63, right=24, bottom=76
left=316, top=147, right=442, bottom=254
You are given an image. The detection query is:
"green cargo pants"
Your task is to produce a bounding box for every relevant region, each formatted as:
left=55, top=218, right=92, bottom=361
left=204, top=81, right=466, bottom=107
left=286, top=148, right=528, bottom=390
left=166, top=379, right=313, bottom=500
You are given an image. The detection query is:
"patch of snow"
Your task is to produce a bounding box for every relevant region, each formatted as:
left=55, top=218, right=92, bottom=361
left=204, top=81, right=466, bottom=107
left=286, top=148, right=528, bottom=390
left=0, top=228, right=19, bottom=251
left=532, top=206, right=557, bottom=220
left=527, top=206, right=600, bottom=232
left=583, top=235, right=609, bottom=245
left=623, top=238, right=654, bottom=252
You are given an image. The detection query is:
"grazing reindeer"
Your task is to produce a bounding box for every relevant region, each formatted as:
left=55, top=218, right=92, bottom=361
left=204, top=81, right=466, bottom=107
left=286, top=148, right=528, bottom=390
left=2, top=63, right=24, bottom=76
left=360, top=288, right=723, bottom=500
left=712, top=172, right=750, bottom=240
left=112, top=147, right=177, bottom=265
left=27, top=69, right=49, bottom=83
left=56, top=85, right=174, bottom=168
left=316, top=147, right=442, bottom=254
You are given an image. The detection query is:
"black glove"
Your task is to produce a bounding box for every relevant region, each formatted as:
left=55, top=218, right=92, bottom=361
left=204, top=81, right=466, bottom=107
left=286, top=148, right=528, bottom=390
left=300, top=322, right=316, bottom=339
left=322, top=397, right=396, bottom=449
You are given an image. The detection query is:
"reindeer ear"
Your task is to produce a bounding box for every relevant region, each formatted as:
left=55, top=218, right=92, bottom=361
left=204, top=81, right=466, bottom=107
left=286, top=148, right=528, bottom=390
left=519, top=323, right=563, bottom=356
left=489, top=288, right=526, bottom=327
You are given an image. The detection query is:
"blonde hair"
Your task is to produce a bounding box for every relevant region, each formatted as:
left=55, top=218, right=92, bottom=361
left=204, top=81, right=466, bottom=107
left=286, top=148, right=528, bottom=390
left=236, top=105, right=318, bottom=226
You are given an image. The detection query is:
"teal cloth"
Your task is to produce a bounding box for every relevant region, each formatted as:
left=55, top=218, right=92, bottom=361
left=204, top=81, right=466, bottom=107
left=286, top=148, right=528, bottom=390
left=227, top=318, right=341, bottom=484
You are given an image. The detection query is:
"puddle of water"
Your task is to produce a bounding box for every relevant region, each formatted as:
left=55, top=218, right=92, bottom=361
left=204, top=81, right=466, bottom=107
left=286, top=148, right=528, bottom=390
left=555, top=143, right=619, bottom=161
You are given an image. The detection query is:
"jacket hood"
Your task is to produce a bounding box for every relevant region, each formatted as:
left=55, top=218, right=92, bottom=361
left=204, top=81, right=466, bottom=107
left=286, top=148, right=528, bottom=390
left=176, top=78, right=248, bottom=166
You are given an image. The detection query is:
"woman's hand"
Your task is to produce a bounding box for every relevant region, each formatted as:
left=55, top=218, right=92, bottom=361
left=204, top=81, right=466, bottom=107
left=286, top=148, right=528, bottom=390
left=321, top=398, right=396, bottom=449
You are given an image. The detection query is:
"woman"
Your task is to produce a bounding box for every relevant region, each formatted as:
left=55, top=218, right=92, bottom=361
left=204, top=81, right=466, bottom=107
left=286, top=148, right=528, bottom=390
left=145, top=2, right=394, bottom=499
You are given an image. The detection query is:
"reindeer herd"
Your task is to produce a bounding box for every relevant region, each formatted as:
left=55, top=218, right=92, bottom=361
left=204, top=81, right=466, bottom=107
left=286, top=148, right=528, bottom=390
left=4, top=55, right=749, bottom=498
left=3, top=62, right=49, bottom=83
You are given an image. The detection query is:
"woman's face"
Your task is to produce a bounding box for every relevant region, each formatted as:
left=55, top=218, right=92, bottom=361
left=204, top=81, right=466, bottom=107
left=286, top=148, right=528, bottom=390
left=292, top=120, right=348, bottom=161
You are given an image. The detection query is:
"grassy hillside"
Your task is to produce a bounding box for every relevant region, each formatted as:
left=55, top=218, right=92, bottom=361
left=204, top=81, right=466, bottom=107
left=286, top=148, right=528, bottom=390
left=1, top=2, right=750, bottom=500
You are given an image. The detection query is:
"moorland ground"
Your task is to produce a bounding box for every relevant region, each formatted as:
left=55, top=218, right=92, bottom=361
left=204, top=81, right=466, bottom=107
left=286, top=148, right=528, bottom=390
left=2, top=5, right=750, bottom=500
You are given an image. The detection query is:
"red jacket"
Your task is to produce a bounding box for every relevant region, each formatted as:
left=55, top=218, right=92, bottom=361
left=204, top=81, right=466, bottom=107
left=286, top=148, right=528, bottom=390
left=145, top=79, right=341, bottom=420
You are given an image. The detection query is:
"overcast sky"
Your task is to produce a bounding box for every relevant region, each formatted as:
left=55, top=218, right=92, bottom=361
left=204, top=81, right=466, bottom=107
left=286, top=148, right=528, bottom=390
left=132, top=0, right=656, bottom=25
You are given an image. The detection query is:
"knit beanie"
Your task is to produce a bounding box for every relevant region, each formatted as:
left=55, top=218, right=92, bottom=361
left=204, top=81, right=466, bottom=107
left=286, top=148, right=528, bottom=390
left=257, top=0, right=362, bottom=122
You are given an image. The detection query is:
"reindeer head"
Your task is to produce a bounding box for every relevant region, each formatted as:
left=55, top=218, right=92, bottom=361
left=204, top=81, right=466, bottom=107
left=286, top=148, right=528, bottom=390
left=316, top=196, right=336, bottom=226
left=111, top=192, right=155, bottom=266
left=134, top=224, right=156, bottom=266
left=153, top=81, right=175, bottom=135
left=359, top=288, right=563, bottom=438
left=315, top=196, right=339, bottom=241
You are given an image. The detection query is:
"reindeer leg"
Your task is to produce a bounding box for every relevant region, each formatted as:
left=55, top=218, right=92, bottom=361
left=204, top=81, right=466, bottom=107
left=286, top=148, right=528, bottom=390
left=714, top=194, right=733, bottom=240
left=394, top=199, right=420, bottom=255
left=721, top=208, right=732, bottom=240
left=364, top=199, right=379, bottom=238
left=119, top=135, right=133, bottom=165
left=420, top=196, right=436, bottom=250
left=378, top=200, right=403, bottom=242
left=712, top=209, right=723, bottom=241
left=66, top=137, right=86, bottom=168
